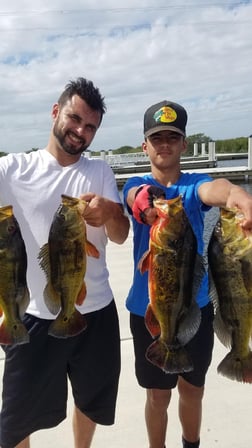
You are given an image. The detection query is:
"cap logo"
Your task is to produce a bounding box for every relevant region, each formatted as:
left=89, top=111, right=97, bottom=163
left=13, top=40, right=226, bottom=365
left=153, top=106, right=177, bottom=124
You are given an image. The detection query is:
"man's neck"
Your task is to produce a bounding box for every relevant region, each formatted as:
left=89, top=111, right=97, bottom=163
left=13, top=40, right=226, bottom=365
left=151, top=166, right=182, bottom=187
left=45, top=143, right=82, bottom=167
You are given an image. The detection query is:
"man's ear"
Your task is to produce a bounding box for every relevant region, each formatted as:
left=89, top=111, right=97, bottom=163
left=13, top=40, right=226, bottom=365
left=51, top=103, right=59, bottom=119
left=142, top=141, right=148, bottom=154
left=181, top=139, right=187, bottom=154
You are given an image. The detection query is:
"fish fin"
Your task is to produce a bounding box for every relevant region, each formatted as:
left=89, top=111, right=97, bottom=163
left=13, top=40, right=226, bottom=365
left=177, top=302, right=201, bottom=346
left=217, top=350, right=252, bottom=383
left=48, top=308, right=87, bottom=338
left=37, top=244, right=51, bottom=281
left=0, top=318, right=29, bottom=345
left=75, top=282, right=87, bottom=306
left=208, top=268, right=219, bottom=312
left=17, top=287, right=30, bottom=318
left=213, top=309, right=232, bottom=348
left=241, top=257, right=252, bottom=293
left=191, top=253, right=206, bottom=301
left=38, top=245, right=60, bottom=314
left=146, top=340, right=193, bottom=374
left=85, top=240, right=100, bottom=258
left=43, top=283, right=61, bottom=315
left=145, top=304, right=160, bottom=337
left=138, top=250, right=151, bottom=274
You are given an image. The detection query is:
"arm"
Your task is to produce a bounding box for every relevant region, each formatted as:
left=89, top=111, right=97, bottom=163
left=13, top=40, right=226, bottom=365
left=198, top=178, right=252, bottom=229
left=80, top=193, right=130, bottom=244
left=126, top=186, right=139, bottom=209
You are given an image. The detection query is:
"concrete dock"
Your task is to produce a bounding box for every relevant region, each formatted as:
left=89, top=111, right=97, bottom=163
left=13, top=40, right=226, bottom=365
left=115, top=164, right=252, bottom=188
left=0, top=229, right=251, bottom=447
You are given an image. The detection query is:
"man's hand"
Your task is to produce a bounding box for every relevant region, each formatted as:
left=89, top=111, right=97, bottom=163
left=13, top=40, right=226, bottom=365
left=79, top=192, right=130, bottom=244
left=80, top=193, right=111, bottom=227
left=132, top=185, right=165, bottom=224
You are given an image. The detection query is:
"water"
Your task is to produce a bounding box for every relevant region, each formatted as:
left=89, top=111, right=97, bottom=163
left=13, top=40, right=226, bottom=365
left=216, top=157, right=252, bottom=193
left=217, top=158, right=247, bottom=168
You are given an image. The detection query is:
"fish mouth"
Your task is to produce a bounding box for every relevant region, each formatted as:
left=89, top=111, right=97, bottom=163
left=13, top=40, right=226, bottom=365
left=59, top=195, right=88, bottom=215
left=153, top=195, right=183, bottom=214
left=61, top=194, right=80, bottom=206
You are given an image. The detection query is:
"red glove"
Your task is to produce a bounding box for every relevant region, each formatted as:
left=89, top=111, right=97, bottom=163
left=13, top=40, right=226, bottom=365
left=132, top=184, right=166, bottom=223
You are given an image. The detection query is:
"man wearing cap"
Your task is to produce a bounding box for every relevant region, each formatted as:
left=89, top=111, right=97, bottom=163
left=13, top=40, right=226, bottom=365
left=123, top=100, right=252, bottom=448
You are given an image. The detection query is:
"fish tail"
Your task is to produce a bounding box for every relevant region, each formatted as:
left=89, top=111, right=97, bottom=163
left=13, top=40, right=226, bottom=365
left=217, top=350, right=252, bottom=383
left=0, top=319, right=29, bottom=345
left=48, top=309, right=87, bottom=338
left=146, top=339, right=193, bottom=374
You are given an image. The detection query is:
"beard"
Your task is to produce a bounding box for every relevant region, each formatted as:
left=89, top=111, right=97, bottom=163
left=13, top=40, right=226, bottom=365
left=53, top=121, right=89, bottom=156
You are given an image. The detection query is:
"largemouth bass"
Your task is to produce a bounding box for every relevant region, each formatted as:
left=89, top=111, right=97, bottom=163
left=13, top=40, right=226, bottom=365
left=138, top=195, right=202, bottom=373
left=38, top=194, right=99, bottom=338
left=0, top=205, right=30, bottom=345
left=208, top=207, right=252, bottom=383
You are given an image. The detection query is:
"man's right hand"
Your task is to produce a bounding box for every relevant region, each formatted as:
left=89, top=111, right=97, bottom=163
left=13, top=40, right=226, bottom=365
left=132, top=184, right=165, bottom=224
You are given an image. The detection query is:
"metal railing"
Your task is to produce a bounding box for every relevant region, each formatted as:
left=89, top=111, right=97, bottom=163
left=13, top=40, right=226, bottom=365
left=85, top=137, right=252, bottom=169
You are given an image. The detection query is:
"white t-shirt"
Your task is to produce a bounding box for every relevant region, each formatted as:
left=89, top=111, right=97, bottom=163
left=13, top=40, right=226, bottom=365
left=0, top=149, right=121, bottom=318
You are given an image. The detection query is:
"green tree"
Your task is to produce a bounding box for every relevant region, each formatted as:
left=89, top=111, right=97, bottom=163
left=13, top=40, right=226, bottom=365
left=215, top=137, right=247, bottom=153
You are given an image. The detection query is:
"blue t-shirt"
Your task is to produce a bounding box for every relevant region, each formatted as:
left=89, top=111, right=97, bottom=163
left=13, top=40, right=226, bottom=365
left=123, top=172, right=215, bottom=316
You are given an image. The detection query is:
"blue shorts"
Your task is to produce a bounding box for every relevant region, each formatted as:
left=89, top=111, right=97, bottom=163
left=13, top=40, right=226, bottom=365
left=0, top=300, right=121, bottom=448
left=130, top=302, right=214, bottom=389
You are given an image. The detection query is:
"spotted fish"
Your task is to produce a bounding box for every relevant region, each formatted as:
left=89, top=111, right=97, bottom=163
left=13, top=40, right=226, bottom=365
left=38, top=194, right=99, bottom=338
left=139, top=196, right=203, bottom=373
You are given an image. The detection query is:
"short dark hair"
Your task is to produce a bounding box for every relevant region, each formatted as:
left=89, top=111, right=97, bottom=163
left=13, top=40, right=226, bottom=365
left=58, top=77, right=106, bottom=121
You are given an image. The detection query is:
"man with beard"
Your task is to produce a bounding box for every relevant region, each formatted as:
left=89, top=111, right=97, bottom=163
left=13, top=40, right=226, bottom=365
left=0, top=77, right=130, bottom=448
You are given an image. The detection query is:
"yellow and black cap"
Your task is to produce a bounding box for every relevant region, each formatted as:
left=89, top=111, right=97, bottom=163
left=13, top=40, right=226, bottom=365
left=144, top=100, right=187, bottom=138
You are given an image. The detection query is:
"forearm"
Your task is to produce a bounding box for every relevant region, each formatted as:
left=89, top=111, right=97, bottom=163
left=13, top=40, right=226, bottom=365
left=105, top=202, right=130, bottom=244
left=127, top=187, right=139, bottom=209
left=199, top=178, right=252, bottom=228
left=199, top=179, right=249, bottom=207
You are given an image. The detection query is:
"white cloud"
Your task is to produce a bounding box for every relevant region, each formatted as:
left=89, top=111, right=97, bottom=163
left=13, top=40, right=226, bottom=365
left=0, top=1, right=252, bottom=153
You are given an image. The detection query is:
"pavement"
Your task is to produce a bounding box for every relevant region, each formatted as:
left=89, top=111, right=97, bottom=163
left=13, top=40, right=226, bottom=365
left=0, top=229, right=251, bottom=447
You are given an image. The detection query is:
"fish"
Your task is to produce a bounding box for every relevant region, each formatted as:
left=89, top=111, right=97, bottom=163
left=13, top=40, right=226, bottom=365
left=38, top=194, right=100, bottom=338
left=0, top=205, right=30, bottom=345
left=208, top=206, right=252, bottom=383
left=138, top=195, right=203, bottom=374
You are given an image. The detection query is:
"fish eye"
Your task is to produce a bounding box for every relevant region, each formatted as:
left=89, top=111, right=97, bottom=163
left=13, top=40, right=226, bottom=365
left=7, top=225, right=16, bottom=233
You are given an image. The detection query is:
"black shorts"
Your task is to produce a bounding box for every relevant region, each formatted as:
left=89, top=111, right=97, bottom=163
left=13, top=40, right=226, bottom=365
left=0, top=300, right=121, bottom=448
left=130, top=302, right=214, bottom=389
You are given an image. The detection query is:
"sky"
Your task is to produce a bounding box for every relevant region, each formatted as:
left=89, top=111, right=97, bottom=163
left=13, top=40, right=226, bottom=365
left=0, top=1, right=252, bottom=154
